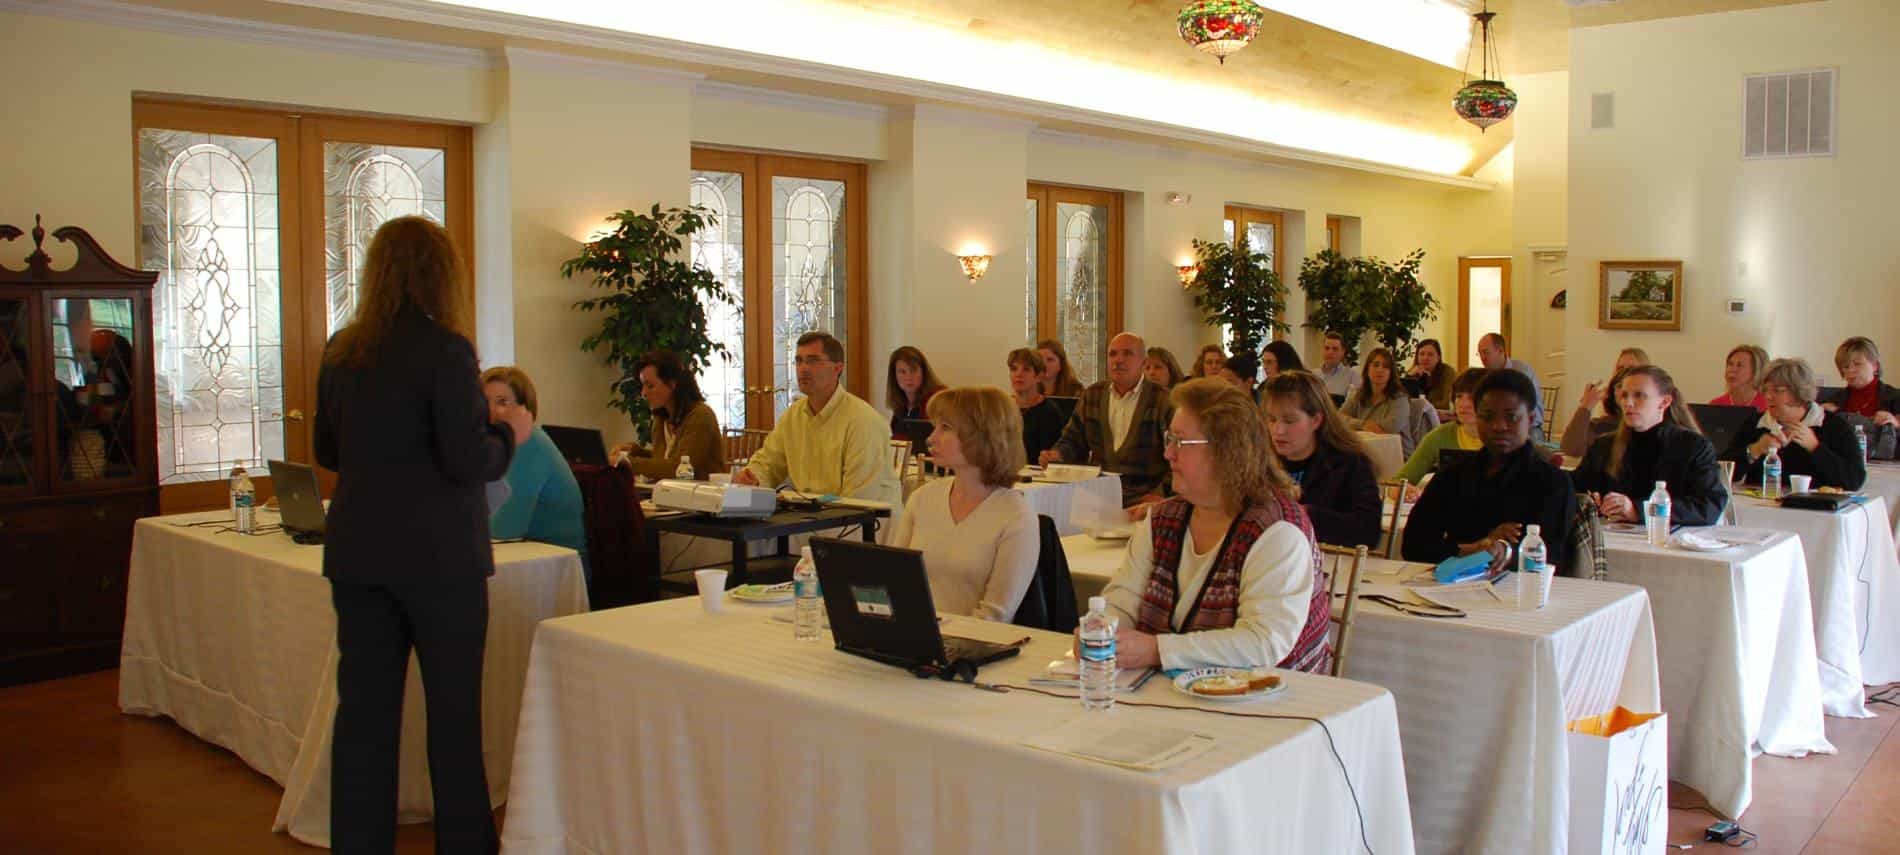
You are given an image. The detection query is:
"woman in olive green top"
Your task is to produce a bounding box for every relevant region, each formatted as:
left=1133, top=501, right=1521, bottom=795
left=612, top=350, right=725, bottom=480
left=1394, top=368, right=1488, bottom=492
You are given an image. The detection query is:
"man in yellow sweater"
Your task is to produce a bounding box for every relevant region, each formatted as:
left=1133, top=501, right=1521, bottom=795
left=735, top=331, right=902, bottom=507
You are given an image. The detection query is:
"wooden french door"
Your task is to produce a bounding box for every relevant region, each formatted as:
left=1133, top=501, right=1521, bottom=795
left=1027, top=183, right=1123, bottom=386
left=689, top=149, right=867, bottom=430
left=133, top=99, right=471, bottom=512
left=1458, top=256, right=1513, bottom=370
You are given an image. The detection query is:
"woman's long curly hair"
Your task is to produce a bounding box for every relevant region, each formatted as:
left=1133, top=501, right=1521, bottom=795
left=324, top=216, right=470, bottom=369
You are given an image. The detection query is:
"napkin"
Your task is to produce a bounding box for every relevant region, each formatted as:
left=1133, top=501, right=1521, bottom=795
left=1432, top=551, right=1495, bottom=584
left=1669, top=531, right=1729, bottom=551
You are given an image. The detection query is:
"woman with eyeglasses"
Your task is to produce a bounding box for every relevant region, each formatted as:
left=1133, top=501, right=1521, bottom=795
left=1090, top=379, right=1333, bottom=673
left=1403, top=369, right=1576, bottom=574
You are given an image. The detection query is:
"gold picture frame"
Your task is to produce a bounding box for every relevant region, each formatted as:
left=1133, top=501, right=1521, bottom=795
left=1599, top=260, right=1683, bottom=331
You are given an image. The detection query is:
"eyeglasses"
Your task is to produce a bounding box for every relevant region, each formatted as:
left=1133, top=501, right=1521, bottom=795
left=1163, top=431, right=1212, bottom=450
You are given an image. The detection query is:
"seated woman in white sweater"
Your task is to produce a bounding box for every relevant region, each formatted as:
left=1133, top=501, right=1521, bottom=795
left=1095, top=379, right=1333, bottom=673
left=889, top=386, right=1040, bottom=622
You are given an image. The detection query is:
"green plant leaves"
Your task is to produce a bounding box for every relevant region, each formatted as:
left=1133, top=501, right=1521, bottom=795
left=559, top=205, right=737, bottom=440
left=1187, top=232, right=1288, bottom=356
left=1295, top=248, right=1438, bottom=364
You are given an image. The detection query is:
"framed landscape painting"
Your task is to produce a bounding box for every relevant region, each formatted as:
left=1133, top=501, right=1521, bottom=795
left=1599, top=260, right=1683, bottom=331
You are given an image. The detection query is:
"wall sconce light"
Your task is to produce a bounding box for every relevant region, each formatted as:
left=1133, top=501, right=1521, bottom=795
left=957, top=254, right=993, bottom=282
left=1176, top=264, right=1199, bottom=287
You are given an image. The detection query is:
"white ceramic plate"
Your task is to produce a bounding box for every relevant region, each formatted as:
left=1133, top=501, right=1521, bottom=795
left=728, top=583, right=795, bottom=604
left=1170, top=667, right=1288, bottom=703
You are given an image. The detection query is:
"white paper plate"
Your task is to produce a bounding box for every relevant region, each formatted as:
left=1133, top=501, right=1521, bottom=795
left=1170, top=667, right=1288, bottom=703
left=728, top=583, right=795, bottom=604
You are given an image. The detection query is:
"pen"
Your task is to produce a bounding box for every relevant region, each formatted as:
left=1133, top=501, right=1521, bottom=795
left=1130, top=667, right=1159, bottom=691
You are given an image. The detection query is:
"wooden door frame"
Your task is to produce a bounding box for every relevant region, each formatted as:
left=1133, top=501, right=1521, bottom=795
left=1222, top=205, right=1286, bottom=277
left=133, top=98, right=473, bottom=512
left=692, top=148, right=870, bottom=425
left=1029, top=183, right=1125, bottom=359
left=1325, top=215, right=1343, bottom=254
left=1457, top=256, right=1513, bottom=371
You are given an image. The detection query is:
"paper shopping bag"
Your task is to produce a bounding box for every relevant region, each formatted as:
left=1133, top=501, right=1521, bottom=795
left=1567, top=708, right=1667, bottom=855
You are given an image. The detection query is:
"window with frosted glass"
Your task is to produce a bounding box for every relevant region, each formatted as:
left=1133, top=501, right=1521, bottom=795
left=323, top=142, right=446, bottom=335
left=771, top=177, right=847, bottom=415
left=1056, top=202, right=1108, bottom=384
left=138, top=129, right=283, bottom=485
left=690, top=169, right=747, bottom=430
left=1024, top=198, right=1038, bottom=346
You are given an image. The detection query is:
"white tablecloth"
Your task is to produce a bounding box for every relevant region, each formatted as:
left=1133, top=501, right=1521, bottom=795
left=1062, top=537, right=1660, bottom=854
left=1358, top=431, right=1404, bottom=481
left=1018, top=473, right=1123, bottom=535
left=118, top=509, right=589, bottom=847
left=1591, top=528, right=1835, bottom=819
left=501, top=598, right=1416, bottom=855
left=1731, top=496, right=1900, bottom=713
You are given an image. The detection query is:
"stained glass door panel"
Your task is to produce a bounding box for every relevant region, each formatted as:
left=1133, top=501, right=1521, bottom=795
left=138, top=128, right=285, bottom=485
left=770, top=175, right=848, bottom=416
left=1056, top=201, right=1109, bottom=384
left=690, top=168, right=747, bottom=430
left=323, top=142, right=447, bottom=335
left=0, top=298, right=34, bottom=492
left=1024, top=198, right=1039, bottom=346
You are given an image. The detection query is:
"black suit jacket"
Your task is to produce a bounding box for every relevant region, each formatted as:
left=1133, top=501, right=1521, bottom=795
left=1294, top=442, right=1383, bottom=549
left=316, top=306, right=514, bottom=584
left=1572, top=423, right=1727, bottom=527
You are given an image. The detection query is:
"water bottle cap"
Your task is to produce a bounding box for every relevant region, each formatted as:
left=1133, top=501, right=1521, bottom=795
left=800, top=545, right=813, bottom=559
left=1526, top=524, right=1540, bottom=535
left=1655, top=480, right=1668, bottom=489
left=681, top=455, right=691, bottom=464
left=1088, top=595, right=1106, bottom=613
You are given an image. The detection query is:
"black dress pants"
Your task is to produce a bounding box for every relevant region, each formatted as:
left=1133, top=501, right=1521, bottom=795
left=330, top=577, right=497, bottom=855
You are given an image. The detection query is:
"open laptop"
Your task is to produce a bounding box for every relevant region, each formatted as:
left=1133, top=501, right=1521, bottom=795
left=542, top=424, right=609, bottom=468
left=267, top=459, right=326, bottom=541
left=808, top=537, right=1025, bottom=675
left=1690, top=404, right=1759, bottom=457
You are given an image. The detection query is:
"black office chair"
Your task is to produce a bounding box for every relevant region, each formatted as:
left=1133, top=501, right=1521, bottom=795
left=1012, top=514, right=1080, bottom=633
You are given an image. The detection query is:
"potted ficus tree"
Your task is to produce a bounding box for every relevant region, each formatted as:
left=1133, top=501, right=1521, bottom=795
left=1296, top=248, right=1437, bottom=363
left=560, top=204, right=734, bottom=442
left=1187, top=232, right=1288, bottom=358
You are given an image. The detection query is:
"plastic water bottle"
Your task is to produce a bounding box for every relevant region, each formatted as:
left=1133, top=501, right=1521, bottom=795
left=230, top=466, right=256, bottom=535
left=1856, top=424, right=1870, bottom=463
left=793, top=546, right=820, bottom=641
left=1762, top=444, right=1783, bottom=499
left=1644, top=480, right=1672, bottom=547
left=1516, top=524, right=1550, bottom=610
left=675, top=455, right=695, bottom=481
left=1079, top=596, right=1118, bottom=711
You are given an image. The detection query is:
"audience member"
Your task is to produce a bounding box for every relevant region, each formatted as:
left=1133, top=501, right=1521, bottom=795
left=1261, top=371, right=1381, bottom=548
left=1314, top=332, right=1357, bottom=399
left=611, top=350, right=725, bottom=481
left=890, top=387, right=1039, bottom=622
left=1403, top=369, right=1575, bottom=573
left=482, top=366, right=588, bottom=564
left=1722, top=358, right=1867, bottom=490
left=735, top=332, right=901, bottom=505
left=1572, top=366, right=1725, bottom=527
left=1218, top=354, right=1259, bottom=395
left=886, top=345, right=947, bottom=444
left=1037, top=338, right=1086, bottom=398
left=1560, top=348, right=1649, bottom=457
left=1711, top=344, right=1770, bottom=412
left=1256, top=340, right=1305, bottom=404
left=1819, top=336, right=1900, bottom=426
left=1190, top=344, right=1226, bottom=379
left=1008, top=347, right=1064, bottom=464
left=1094, top=379, right=1332, bottom=673
left=1339, top=347, right=1417, bottom=456
left=1144, top=346, right=1186, bottom=389
left=1042, top=332, right=1172, bottom=508
left=1476, top=332, right=1544, bottom=425
left=1405, top=338, right=1455, bottom=411
left=1394, top=367, right=1487, bottom=489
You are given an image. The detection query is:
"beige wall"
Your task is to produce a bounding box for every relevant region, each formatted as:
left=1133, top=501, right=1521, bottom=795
left=1566, top=0, right=1900, bottom=402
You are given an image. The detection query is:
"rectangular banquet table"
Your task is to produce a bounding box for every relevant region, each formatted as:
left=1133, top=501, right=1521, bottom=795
left=118, top=509, right=590, bottom=847
left=1730, top=495, right=1900, bottom=715
left=499, top=598, right=1416, bottom=855
left=1587, top=528, right=1834, bottom=820
left=1060, top=537, right=1659, bottom=855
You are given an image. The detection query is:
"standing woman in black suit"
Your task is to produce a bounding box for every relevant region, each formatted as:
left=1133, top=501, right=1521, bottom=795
left=316, top=216, right=528, bottom=854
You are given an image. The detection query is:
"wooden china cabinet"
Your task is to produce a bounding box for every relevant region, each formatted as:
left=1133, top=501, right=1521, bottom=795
left=0, top=217, right=158, bottom=686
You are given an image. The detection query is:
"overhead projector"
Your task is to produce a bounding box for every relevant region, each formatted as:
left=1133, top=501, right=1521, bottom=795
left=651, top=479, right=778, bottom=518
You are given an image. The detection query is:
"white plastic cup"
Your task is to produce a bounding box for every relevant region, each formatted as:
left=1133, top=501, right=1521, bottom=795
left=1789, top=474, right=1813, bottom=495
left=1535, top=566, right=1554, bottom=609
left=695, top=569, right=728, bottom=613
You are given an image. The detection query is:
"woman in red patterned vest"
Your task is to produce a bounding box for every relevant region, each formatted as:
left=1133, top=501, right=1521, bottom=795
left=1089, top=378, right=1333, bottom=673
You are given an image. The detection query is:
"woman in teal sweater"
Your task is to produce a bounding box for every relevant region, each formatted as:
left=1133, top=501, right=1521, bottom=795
left=482, top=367, right=588, bottom=577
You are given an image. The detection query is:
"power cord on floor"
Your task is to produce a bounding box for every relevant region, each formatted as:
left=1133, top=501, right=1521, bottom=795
left=978, top=681, right=1374, bottom=855
left=1868, top=684, right=1900, bottom=708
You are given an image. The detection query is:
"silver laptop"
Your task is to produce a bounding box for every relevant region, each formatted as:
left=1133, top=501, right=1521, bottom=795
left=267, top=460, right=325, bottom=539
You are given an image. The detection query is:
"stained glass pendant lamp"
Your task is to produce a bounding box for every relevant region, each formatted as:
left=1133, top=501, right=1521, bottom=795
left=1454, top=2, right=1517, bottom=131
left=1177, top=0, right=1265, bottom=64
